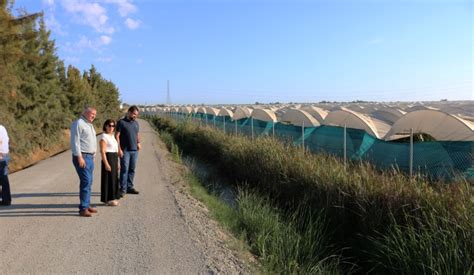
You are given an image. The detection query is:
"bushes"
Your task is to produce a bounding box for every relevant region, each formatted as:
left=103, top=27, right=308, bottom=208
left=151, top=116, right=473, bottom=274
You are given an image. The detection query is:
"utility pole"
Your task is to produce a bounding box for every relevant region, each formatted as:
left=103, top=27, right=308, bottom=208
left=166, top=80, right=171, bottom=105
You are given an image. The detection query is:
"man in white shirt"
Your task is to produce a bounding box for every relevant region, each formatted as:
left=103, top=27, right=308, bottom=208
left=0, top=124, right=11, bottom=206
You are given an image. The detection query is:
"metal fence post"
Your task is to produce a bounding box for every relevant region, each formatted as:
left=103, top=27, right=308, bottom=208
left=223, top=116, right=226, bottom=134
left=272, top=122, right=275, bottom=138
left=235, top=120, right=237, bottom=135
left=410, top=128, right=413, bottom=179
left=251, top=117, right=254, bottom=139
left=344, top=124, right=347, bottom=170
left=302, top=121, right=305, bottom=152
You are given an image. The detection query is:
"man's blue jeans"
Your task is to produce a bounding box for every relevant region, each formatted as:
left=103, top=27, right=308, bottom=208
left=120, top=150, right=138, bottom=192
left=72, top=154, right=94, bottom=211
left=0, top=154, right=11, bottom=203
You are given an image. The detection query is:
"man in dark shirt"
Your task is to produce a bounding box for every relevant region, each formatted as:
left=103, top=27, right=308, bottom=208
left=116, top=105, right=141, bottom=196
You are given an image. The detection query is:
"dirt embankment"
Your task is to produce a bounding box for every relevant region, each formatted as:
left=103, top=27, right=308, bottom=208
left=9, top=130, right=70, bottom=173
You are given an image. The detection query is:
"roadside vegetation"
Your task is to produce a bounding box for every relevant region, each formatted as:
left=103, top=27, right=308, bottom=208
left=149, top=115, right=473, bottom=274
left=1, top=1, right=121, bottom=170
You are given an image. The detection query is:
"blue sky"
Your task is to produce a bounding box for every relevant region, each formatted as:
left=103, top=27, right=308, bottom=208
left=14, top=0, right=473, bottom=104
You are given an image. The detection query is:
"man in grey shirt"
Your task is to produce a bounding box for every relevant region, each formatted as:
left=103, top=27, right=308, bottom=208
left=70, top=107, right=98, bottom=217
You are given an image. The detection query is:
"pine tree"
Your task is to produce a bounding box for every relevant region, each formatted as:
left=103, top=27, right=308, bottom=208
left=0, top=0, right=121, bottom=162
left=65, top=65, right=94, bottom=117
left=0, top=1, right=39, bottom=99
left=0, top=0, right=40, bottom=154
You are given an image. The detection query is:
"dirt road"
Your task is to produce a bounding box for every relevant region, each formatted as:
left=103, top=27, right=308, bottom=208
left=0, top=119, right=246, bottom=274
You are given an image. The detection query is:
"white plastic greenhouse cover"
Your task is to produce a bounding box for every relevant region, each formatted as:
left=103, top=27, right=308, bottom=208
left=274, top=108, right=288, bottom=118
left=385, top=110, right=474, bottom=141
left=404, top=105, right=438, bottom=113
left=180, top=106, right=193, bottom=114
left=345, top=104, right=365, bottom=112
left=371, top=107, right=406, bottom=125
left=323, top=108, right=389, bottom=139
left=439, top=104, right=474, bottom=118
left=251, top=108, right=277, bottom=122
left=196, top=107, right=207, bottom=114
left=218, top=108, right=234, bottom=117
left=233, top=107, right=252, bottom=120
left=205, top=107, right=219, bottom=116
left=280, top=109, right=320, bottom=127
left=301, top=106, right=328, bottom=123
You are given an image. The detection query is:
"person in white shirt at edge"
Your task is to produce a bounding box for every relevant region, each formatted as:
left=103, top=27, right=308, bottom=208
left=99, top=119, right=120, bottom=206
left=70, top=107, right=98, bottom=217
left=0, top=124, right=11, bottom=206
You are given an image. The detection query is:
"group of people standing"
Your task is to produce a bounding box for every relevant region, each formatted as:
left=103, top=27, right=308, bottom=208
left=70, top=105, right=141, bottom=217
left=0, top=105, right=141, bottom=215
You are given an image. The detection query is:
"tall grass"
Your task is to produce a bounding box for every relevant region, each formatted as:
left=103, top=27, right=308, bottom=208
left=149, top=116, right=473, bottom=274
left=159, top=131, right=182, bottom=162
left=185, top=170, right=342, bottom=274
left=369, top=212, right=473, bottom=274
left=163, top=133, right=341, bottom=273
left=236, top=191, right=342, bottom=274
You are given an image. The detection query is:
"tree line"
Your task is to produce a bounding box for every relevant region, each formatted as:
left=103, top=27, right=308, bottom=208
left=0, top=1, right=121, bottom=161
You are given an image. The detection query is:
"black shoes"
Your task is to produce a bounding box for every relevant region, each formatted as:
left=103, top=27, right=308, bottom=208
left=126, top=188, right=139, bottom=195
left=0, top=201, right=11, bottom=206
left=118, top=189, right=139, bottom=196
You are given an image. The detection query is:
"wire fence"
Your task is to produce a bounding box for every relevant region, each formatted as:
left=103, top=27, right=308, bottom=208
left=154, top=111, right=474, bottom=181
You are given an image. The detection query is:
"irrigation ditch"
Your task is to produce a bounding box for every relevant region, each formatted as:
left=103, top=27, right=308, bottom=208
left=147, top=115, right=473, bottom=274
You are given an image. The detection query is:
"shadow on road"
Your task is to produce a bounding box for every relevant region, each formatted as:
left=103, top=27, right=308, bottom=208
left=11, top=192, right=100, bottom=198
left=0, top=202, right=95, bottom=217
left=0, top=211, right=79, bottom=217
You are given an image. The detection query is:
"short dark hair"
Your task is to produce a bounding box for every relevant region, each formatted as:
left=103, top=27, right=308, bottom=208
left=102, top=119, right=116, bottom=131
left=128, top=105, right=139, bottom=113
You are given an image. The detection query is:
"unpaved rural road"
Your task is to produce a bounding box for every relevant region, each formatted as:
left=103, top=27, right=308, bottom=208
left=0, top=119, right=246, bottom=274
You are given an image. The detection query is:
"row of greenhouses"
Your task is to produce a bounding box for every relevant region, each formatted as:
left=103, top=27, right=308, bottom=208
left=147, top=104, right=474, bottom=141
left=145, top=103, right=474, bottom=180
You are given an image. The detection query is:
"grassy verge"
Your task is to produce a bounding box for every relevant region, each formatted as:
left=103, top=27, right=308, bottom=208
left=180, top=169, right=342, bottom=274
left=150, top=115, right=473, bottom=274
left=157, top=121, right=342, bottom=274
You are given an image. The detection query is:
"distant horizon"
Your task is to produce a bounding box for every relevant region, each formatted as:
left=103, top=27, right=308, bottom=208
left=126, top=99, right=473, bottom=107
